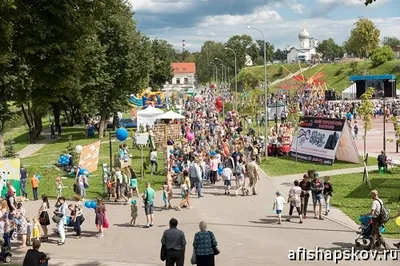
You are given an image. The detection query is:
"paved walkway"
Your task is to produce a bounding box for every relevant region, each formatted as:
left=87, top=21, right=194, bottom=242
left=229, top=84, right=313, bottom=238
left=13, top=168, right=399, bottom=266
left=16, top=129, right=57, bottom=158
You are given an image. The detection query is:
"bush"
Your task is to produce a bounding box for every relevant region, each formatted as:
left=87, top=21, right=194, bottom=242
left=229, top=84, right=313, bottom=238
left=371, top=46, right=395, bottom=66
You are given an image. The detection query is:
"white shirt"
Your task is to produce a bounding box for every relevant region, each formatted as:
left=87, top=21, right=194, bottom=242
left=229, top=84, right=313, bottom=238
left=222, top=168, right=233, bottom=180
left=115, top=171, right=123, bottom=184
left=150, top=151, right=157, bottom=161
left=274, top=196, right=285, bottom=211
left=371, top=198, right=383, bottom=218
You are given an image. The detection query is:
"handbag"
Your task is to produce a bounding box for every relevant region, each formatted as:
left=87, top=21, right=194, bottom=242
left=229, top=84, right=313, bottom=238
left=208, top=231, right=220, bottom=255
left=52, top=213, right=63, bottom=223
left=160, top=245, right=167, bottom=261
left=190, top=249, right=197, bottom=265
left=103, top=215, right=109, bottom=228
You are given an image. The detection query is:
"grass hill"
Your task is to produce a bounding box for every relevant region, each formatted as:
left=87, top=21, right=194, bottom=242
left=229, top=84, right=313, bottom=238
left=238, top=60, right=400, bottom=93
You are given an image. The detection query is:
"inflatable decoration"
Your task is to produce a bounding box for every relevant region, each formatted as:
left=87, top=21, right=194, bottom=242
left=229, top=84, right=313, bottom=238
left=115, top=128, right=129, bottom=141
left=75, top=145, right=83, bottom=154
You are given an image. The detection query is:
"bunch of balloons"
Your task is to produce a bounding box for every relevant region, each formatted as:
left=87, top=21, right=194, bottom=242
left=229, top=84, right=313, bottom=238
left=58, top=155, right=70, bottom=166
left=84, top=201, right=97, bottom=209
left=78, top=168, right=89, bottom=177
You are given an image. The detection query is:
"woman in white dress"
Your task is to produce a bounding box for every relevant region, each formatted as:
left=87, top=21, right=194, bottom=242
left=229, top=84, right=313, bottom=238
left=286, top=180, right=303, bottom=224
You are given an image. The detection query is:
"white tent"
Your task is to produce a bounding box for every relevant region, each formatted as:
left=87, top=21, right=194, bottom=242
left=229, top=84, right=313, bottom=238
left=342, top=83, right=356, bottom=99
left=156, top=110, right=185, bottom=120
left=137, top=106, right=164, bottom=129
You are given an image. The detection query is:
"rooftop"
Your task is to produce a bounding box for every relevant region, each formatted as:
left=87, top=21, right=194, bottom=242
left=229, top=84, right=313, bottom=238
left=171, top=62, right=196, bottom=74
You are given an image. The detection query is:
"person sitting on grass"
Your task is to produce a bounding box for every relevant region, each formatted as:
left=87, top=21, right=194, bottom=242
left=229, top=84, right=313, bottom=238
left=22, top=239, right=50, bottom=266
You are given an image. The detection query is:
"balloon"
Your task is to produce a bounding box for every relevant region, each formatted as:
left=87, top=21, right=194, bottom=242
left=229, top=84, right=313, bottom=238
left=115, top=128, right=129, bottom=141
left=78, top=168, right=87, bottom=176
left=218, top=168, right=223, bottom=175
left=170, top=149, right=174, bottom=154
left=75, top=145, right=83, bottom=154
left=36, top=174, right=41, bottom=180
left=90, top=201, right=97, bottom=209
left=66, top=216, right=71, bottom=225
left=84, top=201, right=91, bottom=208
left=174, top=167, right=180, bottom=173
left=186, top=132, right=194, bottom=142
left=58, top=158, right=62, bottom=164
left=83, top=171, right=89, bottom=176
left=396, top=217, right=400, bottom=226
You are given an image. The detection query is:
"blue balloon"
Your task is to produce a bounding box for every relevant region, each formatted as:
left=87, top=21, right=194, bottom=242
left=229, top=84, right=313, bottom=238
left=174, top=167, right=180, bottom=173
left=84, top=201, right=91, bottom=208
left=90, top=201, right=97, bottom=209
left=58, top=158, right=62, bottom=164
left=115, top=128, right=129, bottom=141
left=170, top=149, right=174, bottom=154
left=218, top=169, right=223, bottom=175
left=78, top=168, right=87, bottom=175
left=36, top=174, right=41, bottom=180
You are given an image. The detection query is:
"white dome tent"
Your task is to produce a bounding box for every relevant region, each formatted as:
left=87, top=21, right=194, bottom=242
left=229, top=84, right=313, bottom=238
left=136, top=106, right=164, bottom=129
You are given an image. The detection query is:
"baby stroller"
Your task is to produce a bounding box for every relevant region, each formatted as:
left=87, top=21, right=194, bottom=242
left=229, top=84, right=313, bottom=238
left=355, top=215, right=385, bottom=247
left=0, top=239, right=12, bottom=263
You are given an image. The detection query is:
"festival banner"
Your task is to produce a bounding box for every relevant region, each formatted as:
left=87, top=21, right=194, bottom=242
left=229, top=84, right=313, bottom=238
left=290, top=117, right=345, bottom=165
left=0, top=158, right=21, bottom=180
left=78, top=141, right=101, bottom=173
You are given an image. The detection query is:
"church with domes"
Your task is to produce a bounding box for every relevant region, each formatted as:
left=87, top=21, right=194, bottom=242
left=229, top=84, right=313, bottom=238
left=286, top=28, right=318, bottom=63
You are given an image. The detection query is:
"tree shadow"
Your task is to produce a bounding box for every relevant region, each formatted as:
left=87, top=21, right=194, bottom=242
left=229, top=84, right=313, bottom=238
left=345, top=178, right=400, bottom=201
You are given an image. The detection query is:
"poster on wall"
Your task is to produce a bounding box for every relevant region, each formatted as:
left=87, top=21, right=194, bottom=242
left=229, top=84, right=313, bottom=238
left=290, top=117, right=352, bottom=165
left=0, top=158, right=21, bottom=197
left=78, top=141, right=101, bottom=173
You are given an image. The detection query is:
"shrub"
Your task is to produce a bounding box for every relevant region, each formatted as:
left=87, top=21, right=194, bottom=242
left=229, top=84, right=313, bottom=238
left=371, top=46, right=395, bottom=66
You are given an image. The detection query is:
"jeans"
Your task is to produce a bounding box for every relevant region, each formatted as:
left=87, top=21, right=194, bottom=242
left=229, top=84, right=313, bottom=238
left=150, top=160, right=158, bottom=174
left=21, top=179, right=27, bottom=198
left=166, top=249, right=184, bottom=266
left=301, top=194, right=310, bottom=216
left=32, top=187, right=38, bottom=200
left=74, top=216, right=82, bottom=236
left=197, top=180, right=202, bottom=197
left=324, top=194, right=331, bottom=212
left=3, top=232, right=11, bottom=248
left=58, top=222, right=65, bottom=243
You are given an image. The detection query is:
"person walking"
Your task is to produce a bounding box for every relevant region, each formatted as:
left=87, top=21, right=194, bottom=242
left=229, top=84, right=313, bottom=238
left=72, top=195, right=83, bottom=239
left=366, top=190, right=388, bottom=250
left=38, top=195, right=50, bottom=242
left=286, top=180, right=303, bottom=224
left=150, top=149, right=158, bottom=175
left=246, top=156, right=259, bottom=195
left=192, top=221, right=219, bottom=266
left=54, top=197, right=67, bottom=245
left=143, top=182, right=155, bottom=228
left=299, top=174, right=310, bottom=219
left=20, top=166, right=28, bottom=199
left=310, top=174, right=324, bottom=220
left=323, top=176, right=333, bottom=216
left=161, top=218, right=186, bottom=266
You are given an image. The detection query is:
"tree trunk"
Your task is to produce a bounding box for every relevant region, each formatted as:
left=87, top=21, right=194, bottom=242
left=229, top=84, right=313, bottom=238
left=112, top=112, right=119, bottom=131
left=0, top=129, right=4, bottom=158
left=98, top=109, right=108, bottom=139
left=27, top=103, right=34, bottom=127
left=20, top=104, right=32, bottom=129
left=64, top=110, right=73, bottom=126
left=33, top=112, right=43, bottom=139
left=52, top=103, right=61, bottom=129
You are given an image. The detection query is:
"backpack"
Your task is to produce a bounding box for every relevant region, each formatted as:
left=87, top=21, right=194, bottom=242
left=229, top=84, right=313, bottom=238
left=376, top=199, right=390, bottom=224
left=235, top=164, right=242, bottom=175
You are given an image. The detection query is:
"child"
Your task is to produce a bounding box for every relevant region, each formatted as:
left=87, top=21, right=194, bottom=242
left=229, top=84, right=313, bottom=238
left=272, top=191, right=285, bottom=224
left=162, top=185, right=168, bottom=209
left=26, top=217, right=32, bottom=246
left=130, top=200, right=138, bottom=226
left=323, top=176, right=333, bottom=216
left=222, top=165, right=233, bottom=195
left=353, top=121, right=359, bottom=139
left=56, top=177, right=63, bottom=198
left=32, top=217, right=40, bottom=240
left=30, top=174, right=39, bottom=201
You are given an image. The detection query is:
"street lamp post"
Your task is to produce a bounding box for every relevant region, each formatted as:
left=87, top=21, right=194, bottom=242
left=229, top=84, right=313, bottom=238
left=247, top=26, right=268, bottom=158
left=210, top=62, right=218, bottom=87
left=225, top=47, right=238, bottom=110
left=215, top=58, right=224, bottom=88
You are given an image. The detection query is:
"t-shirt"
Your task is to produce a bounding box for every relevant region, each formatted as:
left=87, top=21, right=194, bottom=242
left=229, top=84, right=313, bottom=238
left=20, top=169, right=27, bottom=180
left=144, top=187, right=155, bottom=204
left=222, top=168, right=232, bottom=180
left=371, top=199, right=383, bottom=218
left=115, top=171, right=123, bottom=184
left=22, top=249, right=47, bottom=266
left=150, top=151, right=157, bottom=161
left=274, top=196, right=285, bottom=211
left=31, top=177, right=39, bottom=189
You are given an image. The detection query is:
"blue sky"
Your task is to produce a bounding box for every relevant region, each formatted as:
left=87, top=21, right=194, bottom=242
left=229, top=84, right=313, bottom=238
left=130, top=0, right=400, bottom=51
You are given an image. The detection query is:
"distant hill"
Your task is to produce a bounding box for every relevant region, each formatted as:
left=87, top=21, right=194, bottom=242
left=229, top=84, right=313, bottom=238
left=238, top=60, right=400, bottom=93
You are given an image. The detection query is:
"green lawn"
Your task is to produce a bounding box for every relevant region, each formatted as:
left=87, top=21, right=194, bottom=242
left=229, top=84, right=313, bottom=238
left=260, top=155, right=374, bottom=177
left=4, top=126, right=45, bottom=152
left=331, top=170, right=400, bottom=238
left=20, top=127, right=165, bottom=200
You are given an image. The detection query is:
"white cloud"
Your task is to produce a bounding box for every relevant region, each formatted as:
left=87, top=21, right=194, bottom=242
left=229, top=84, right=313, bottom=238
left=129, top=0, right=194, bottom=13
left=144, top=16, right=400, bottom=52
left=199, top=6, right=282, bottom=27
left=288, top=0, right=305, bottom=14
left=316, top=0, right=390, bottom=6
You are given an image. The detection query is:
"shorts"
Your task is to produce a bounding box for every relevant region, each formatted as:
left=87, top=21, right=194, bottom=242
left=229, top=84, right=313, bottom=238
left=224, top=180, right=231, bottom=186
left=145, top=202, right=154, bottom=215
left=312, top=193, right=323, bottom=204
left=276, top=210, right=282, bottom=214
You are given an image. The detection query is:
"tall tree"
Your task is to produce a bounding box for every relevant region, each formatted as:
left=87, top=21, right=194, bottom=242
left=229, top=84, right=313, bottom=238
left=382, top=36, right=400, bottom=47
left=196, top=41, right=225, bottom=84
left=316, top=38, right=344, bottom=60
left=345, top=18, right=380, bottom=58
left=149, top=39, right=174, bottom=90
left=255, top=40, right=274, bottom=63
left=225, top=35, right=254, bottom=70
left=273, top=49, right=288, bottom=62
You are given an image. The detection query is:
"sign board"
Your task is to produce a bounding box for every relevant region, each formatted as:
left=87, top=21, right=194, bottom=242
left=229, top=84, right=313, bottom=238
left=79, top=141, right=101, bottom=173
left=290, top=117, right=359, bottom=165
left=135, top=133, right=149, bottom=145
left=0, top=158, right=21, bottom=180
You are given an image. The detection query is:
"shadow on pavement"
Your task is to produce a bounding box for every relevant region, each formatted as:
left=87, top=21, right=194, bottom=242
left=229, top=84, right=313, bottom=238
left=247, top=220, right=354, bottom=233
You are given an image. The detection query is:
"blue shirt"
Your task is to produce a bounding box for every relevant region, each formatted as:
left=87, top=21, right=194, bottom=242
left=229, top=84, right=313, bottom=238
left=193, top=231, right=218, bottom=256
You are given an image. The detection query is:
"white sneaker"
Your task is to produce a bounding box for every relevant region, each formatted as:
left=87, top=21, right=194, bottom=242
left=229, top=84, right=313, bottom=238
left=97, top=234, right=103, bottom=238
